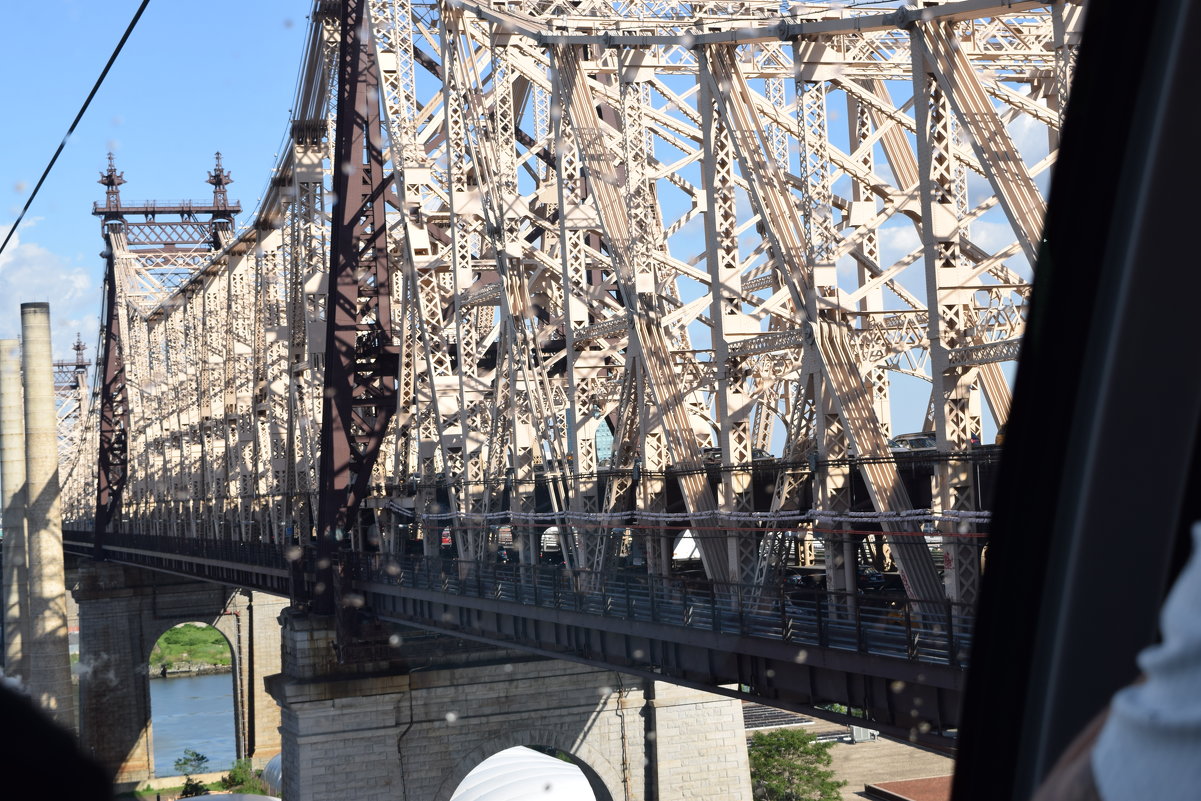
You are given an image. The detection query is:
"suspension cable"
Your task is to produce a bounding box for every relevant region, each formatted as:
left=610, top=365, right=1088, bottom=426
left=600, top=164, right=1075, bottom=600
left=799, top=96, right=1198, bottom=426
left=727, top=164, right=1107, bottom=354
left=0, top=0, right=152, bottom=260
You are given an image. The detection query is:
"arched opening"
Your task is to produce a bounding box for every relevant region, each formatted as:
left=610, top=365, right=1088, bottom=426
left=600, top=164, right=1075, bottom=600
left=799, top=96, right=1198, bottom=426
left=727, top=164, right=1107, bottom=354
left=449, top=745, right=613, bottom=801
left=148, top=622, right=236, bottom=778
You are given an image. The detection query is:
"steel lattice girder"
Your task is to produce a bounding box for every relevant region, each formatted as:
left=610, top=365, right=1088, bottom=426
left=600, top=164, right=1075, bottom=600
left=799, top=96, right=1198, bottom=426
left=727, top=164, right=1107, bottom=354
left=67, top=0, right=1081, bottom=605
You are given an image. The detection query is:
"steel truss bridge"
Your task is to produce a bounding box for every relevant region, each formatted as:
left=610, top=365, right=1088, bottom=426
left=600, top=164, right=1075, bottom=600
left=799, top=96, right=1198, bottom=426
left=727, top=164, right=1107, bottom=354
left=59, top=0, right=1083, bottom=741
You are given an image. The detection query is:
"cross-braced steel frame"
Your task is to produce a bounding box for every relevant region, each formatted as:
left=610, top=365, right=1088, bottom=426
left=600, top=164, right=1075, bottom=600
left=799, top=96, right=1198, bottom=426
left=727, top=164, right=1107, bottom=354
left=67, top=0, right=1084, bottom=610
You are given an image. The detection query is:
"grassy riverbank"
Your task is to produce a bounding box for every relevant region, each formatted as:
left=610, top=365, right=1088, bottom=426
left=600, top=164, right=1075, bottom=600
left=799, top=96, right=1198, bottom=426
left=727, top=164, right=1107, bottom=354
left=150, top=624, right=231, bottom=672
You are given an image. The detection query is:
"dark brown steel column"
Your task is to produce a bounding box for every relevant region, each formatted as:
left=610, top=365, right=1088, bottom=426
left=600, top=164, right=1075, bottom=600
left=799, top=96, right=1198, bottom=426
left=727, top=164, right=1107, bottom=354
left=315, top=0, right=398, bottom=614
left=94, top=235, right=129, bottom=555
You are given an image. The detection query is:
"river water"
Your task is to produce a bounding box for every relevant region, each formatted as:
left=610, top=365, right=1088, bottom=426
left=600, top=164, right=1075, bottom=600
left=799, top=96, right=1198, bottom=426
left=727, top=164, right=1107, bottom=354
left=149, top=672, right=237, bottom=777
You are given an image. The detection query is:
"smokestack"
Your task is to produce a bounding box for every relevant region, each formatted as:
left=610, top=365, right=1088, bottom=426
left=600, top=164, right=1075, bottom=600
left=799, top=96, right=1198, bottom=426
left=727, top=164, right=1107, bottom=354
left=1, top=338, right=29, bottom=680
left=21, top=303, right=76, bottom=730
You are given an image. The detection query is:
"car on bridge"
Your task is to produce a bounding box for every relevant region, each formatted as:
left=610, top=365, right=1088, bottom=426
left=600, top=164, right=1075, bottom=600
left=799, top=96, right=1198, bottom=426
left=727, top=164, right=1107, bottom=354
left=700, top=446, right=776, bottom=465
left=784, top=565, right=885, bottom=593
left=888, top=431, right=937, bottom=452
left=857, top=564, right=887, bottom=592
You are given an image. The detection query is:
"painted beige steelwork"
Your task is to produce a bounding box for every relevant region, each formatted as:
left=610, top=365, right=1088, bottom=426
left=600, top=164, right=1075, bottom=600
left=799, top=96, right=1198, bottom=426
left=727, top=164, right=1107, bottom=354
left=63, top=1, right=1082, bottom=604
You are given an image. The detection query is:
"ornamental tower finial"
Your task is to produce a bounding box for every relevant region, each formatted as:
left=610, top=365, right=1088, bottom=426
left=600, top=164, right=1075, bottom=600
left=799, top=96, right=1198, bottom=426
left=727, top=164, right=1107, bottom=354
left=98, top=152, right=126, bottom=212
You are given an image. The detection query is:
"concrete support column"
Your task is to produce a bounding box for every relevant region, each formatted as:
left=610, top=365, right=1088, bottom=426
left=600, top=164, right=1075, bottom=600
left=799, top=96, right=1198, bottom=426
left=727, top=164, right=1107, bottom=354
left=267, top=611, right=409, bottom=801
left=21, top=303, right=75, bottom=729
left=647, top=682, right=753, bottom=801
left=75, top=562, right=155, bottom=782
left=1, top=338, right=29, bottom=681
left=236, top=590, right=287, bottom=769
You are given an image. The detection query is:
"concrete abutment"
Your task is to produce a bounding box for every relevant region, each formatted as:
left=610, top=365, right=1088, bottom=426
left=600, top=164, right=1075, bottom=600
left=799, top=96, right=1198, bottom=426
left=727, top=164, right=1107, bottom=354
left=71, top=562, right=284, bottom=785
left=268, top=609, right=752, bottom=801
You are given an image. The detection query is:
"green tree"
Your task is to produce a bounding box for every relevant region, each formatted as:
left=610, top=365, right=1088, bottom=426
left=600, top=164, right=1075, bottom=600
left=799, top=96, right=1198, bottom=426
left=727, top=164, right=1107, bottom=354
left=179, top=776, right=207, bottom=798
left=174, top=748, right=210, bottom=776
left=221, top=758, right=269, bottom=794
left=748, top=728, right=844, bottom=801
left=151, top=624, right=232, bottom=669
left=174, top=749, right=211, bottom=797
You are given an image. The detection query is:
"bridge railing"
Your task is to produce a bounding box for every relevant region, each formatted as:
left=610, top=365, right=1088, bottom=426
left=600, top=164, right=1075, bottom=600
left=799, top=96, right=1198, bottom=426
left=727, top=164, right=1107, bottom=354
left=64, top=531, right=973, bottom=667
left=340, top=551, right=973, bottom=667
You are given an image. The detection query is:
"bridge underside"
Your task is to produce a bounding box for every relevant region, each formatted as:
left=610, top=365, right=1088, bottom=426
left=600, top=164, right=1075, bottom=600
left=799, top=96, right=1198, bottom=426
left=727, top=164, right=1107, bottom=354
left=66, top=533, right=965, bottom=743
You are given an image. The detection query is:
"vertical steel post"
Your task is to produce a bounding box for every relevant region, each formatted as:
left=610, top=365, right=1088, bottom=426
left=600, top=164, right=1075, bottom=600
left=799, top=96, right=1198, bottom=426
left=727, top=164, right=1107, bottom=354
left=316, top=0, right=398, bottom=615
left=95, top=248, right=128, bottom=554
left=21, top=303, right=76, bottom=729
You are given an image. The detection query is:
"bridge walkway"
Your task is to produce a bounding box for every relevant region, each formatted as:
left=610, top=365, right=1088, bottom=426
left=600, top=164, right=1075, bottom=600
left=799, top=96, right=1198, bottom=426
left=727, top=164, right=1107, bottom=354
left=63, top=530, right=970, bottom=743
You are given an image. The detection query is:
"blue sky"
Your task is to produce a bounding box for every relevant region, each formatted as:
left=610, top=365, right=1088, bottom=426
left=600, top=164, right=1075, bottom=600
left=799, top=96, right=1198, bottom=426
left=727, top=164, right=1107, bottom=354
left=0, top=0, right=308, bottom=358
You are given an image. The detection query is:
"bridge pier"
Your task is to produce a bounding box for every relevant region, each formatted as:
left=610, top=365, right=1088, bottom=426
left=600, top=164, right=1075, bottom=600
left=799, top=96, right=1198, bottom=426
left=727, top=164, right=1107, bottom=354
left=72, top=562, right=285, bottom=785
left=268, top=610, right=751, bottom=801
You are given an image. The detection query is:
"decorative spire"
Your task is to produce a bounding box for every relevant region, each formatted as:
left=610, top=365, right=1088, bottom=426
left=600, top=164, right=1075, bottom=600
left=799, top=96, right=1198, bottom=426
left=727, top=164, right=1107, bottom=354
left=98, top=153, right=125, bottom=212
left=206, top=152, right=233, bottom=211
left=73, top=333, right=87, bottom=370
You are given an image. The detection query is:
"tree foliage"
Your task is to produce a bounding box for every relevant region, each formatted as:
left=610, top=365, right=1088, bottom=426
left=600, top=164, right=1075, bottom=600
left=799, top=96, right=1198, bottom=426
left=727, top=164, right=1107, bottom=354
left=174, top=748, right=210, bottom=777
left=221, top=758, right=270, bottom=794
left=179, top=776, right=208, bottom=798
left=151, top=624, right=231, bottom=668
left=174, top=749, right=211, bottom=798
left=748, top=728, right=844, bottom=801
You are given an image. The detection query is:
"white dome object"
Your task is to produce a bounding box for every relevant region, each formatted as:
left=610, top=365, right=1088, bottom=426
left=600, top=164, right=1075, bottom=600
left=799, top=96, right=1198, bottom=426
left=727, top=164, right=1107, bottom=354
left=261, top=754, right=282, bottom=796
left=449, top=746, right=596, bottom=801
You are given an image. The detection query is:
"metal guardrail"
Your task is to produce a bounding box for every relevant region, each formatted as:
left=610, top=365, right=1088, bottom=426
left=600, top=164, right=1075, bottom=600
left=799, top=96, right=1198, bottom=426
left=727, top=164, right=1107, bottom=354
left=342, top=553, right=973, bottom=667
left=64, top=531, right=973, bottom=668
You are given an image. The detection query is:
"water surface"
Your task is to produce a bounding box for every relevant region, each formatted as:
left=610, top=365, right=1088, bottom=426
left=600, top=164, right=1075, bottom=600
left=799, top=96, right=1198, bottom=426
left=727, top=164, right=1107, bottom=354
left=149, top=672, right=236, bottom=776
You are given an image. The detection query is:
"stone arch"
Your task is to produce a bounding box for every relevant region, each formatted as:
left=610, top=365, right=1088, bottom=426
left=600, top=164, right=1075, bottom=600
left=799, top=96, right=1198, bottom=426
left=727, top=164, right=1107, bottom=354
left=434, top=726, right=623, bottom=801
left=75, top=564, right=285, bottom=783
left=145, top=617, right=242, bottom=776
left=145, top=616, right=238, bottom=669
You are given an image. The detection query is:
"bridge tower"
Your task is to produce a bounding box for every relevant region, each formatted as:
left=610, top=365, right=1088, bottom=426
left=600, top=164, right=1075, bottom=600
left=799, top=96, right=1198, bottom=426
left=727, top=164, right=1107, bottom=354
left=90, top=152, right=244, bottom=550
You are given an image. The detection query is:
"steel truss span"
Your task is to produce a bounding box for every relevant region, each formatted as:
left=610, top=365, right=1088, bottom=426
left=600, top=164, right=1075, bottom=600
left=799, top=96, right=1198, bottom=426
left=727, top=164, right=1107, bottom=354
left=64, top=1, right=1080, bottom=628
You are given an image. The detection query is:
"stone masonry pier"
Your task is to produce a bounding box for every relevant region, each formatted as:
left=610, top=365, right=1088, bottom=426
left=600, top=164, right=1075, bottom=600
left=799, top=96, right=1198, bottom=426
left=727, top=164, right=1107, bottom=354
left=268, top=609, right=752, bottom=801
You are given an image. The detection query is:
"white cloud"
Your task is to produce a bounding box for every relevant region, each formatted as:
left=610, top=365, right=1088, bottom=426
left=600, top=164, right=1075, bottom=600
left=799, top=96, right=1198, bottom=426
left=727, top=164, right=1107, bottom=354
left=877, top=222, right=922, bottom=269
left=1007, top=112, right=1051, bottom=166
left=0, top=225, right=100, bottom=362
left=968, top=218, right=1032, bottom=279
left=969, top=218, right=1016, bottom=251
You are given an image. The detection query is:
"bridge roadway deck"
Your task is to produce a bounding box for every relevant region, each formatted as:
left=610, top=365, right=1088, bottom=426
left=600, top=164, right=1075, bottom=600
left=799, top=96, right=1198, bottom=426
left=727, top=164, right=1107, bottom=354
left=63, top=531, right=970, bottom=744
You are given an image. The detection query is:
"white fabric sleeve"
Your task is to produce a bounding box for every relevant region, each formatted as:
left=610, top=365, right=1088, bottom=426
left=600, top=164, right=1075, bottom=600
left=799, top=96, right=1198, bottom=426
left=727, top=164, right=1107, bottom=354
left=1090, top=522, right=1201, bottom=800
